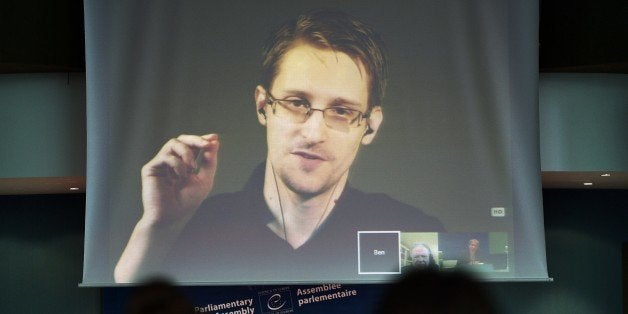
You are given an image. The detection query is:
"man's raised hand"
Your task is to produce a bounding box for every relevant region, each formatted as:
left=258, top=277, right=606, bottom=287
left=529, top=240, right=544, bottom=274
left=140, top=134, right=219, bottom=226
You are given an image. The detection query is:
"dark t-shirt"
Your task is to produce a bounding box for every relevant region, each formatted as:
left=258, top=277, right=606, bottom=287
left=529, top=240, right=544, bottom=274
left=164, top=165, right=444, bottom=282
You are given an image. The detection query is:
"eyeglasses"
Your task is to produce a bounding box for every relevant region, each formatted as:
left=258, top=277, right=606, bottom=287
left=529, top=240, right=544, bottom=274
left=265, top=91, right=370, bottom=132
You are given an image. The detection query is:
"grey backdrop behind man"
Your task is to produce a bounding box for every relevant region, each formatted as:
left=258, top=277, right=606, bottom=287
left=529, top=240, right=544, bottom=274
left=83, top=0, right=545, bottom=284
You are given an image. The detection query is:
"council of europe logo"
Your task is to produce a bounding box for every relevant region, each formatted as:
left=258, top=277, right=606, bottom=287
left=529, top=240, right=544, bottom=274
left=258, top=287, right=294, bottom=314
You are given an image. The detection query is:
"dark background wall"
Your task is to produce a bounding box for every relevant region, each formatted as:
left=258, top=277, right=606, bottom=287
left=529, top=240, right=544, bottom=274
left=490, top=189, right=628, bottom=313
left=1, top=189, right=625, bottom=313
left=1, top=0, right=626, bottom=313
left=0, top=194, right=99, bottom=313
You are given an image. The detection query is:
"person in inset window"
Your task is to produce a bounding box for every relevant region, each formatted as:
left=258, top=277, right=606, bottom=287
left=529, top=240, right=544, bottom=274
left=402, top=243, right=439, bottom=272
left=458, top=238, right=482, bottom=266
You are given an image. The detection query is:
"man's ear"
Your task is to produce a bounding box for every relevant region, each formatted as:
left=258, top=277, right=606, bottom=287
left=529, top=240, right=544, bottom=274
left=255, top=85, right=268, bottom=126
left=361, top=106, right=383, bottom=145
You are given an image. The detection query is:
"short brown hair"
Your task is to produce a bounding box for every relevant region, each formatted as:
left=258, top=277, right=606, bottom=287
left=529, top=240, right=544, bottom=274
left=261, top=9, right=388, bottom=108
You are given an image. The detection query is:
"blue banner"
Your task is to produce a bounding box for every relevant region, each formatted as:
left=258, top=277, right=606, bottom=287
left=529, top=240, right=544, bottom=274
left=103, top=284, right=389, bottom=313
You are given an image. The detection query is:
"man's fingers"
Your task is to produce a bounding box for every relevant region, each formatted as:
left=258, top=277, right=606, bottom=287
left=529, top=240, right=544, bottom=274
left=200, top=133, right=218, bottom=141
left=193, top=139, right=219, bottom=175
left=169, top=140, right=197, bottom=169
left=158, top=134, right=218, bottom=164
left=146, top=134, right=220, bottom=178
left=145, top=153, right=190, bottom=180
left=176, top=134, right=218, bottom=150
left=165, top=155, right=189, bottom=179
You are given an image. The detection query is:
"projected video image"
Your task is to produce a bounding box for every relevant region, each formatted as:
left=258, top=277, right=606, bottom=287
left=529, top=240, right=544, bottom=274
left=83, top=1, right=545, bottom=285
left=400, top=232, right=510, bottom=275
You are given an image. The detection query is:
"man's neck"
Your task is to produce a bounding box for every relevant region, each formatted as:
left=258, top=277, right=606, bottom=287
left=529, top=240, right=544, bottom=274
left=263, top=162, right=348, bottom=249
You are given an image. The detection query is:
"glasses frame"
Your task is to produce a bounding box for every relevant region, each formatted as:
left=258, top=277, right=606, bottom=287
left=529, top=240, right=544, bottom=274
left=264, top=91, right=371, bottom=129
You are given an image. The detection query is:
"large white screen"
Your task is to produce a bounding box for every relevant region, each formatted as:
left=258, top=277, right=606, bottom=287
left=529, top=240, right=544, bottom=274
left=83, top=0, right=547, bottom=285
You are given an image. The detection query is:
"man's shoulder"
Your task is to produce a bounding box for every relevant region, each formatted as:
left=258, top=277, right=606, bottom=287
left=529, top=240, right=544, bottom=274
left=341, top=187, right=445, bottom=232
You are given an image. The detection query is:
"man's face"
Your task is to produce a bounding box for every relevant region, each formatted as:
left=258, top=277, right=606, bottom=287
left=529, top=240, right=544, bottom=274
left=255, top=43, right=382, bottom=196
left=469, top=240, right=479, bottom=253
left=411, top=246, right=430, bottom=267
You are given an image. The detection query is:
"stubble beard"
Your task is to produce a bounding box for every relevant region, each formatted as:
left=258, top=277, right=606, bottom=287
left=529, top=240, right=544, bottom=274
left=278, top=164, right=338, bottom=200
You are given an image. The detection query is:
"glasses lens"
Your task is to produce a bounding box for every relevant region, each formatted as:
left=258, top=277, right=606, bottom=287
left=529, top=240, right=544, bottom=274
left=270, top=98, right=363, bottom=132
left=273, top=100, right=308, bottom=123
left=324, top=108, right=360, bottom=131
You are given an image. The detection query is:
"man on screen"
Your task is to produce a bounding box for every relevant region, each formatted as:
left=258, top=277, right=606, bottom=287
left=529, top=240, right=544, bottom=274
left=115, top=9, right=443, bottom=283
left=458, top=239, right=483, bottom=267
left=402, top=243, right=439, bottom=272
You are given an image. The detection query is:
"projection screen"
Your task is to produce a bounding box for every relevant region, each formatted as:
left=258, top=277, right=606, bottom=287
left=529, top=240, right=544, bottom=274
left=82, top=0, right=547, bottom=285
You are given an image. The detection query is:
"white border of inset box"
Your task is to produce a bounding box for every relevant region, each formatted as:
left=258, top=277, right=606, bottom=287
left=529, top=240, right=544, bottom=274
left=357, top=231, right=401, bottom=275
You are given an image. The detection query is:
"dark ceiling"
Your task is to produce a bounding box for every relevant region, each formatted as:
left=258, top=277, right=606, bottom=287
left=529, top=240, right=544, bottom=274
left=0, top=0, right=85, bottom=73
left=1, top=0, right=627, bottom=74
left=539, top=0, right=628, bottom=72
